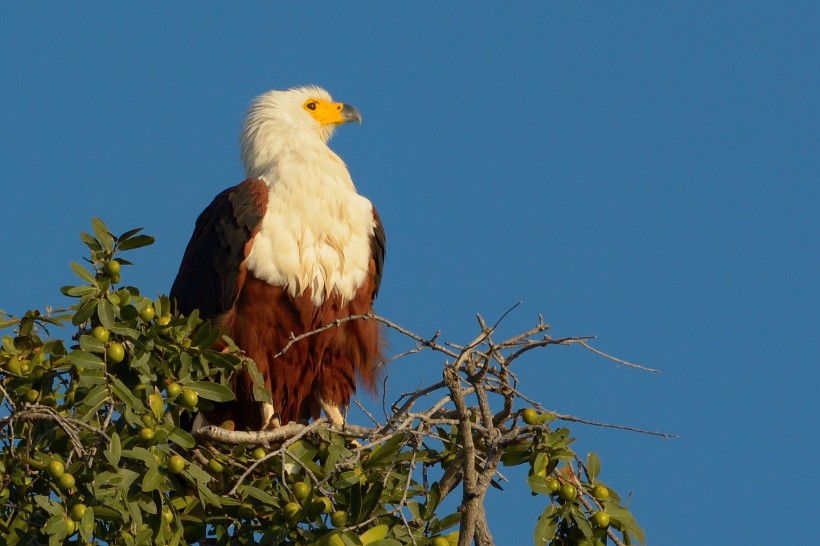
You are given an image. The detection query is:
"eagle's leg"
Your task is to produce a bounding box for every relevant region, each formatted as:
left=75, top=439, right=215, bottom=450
left=318, top=398, right=360, bottom=446
left=317, top=397, right=345, bottom=427
left=262, top=402, right=281, bottom=429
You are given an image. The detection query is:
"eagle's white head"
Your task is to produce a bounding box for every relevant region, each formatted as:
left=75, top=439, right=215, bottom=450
left=240, top=85, right=362, bottom=179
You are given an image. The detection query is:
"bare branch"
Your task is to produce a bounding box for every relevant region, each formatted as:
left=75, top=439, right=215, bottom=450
left=578, top=340, right=660, bottom=373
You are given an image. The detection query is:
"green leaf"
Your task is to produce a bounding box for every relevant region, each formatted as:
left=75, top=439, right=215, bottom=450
left=93, top=506, right=125, bottom=522
left=97, top=299, right=116, bottom=330
left=202, top=349, right=242, bottom=369
left=429, top=512, right=461, bottom=533
left=80, top=231, right=103, bottom=252
left=34, top=495, right=63, bottom=516
left=187, top=381, right=235, bottom=402
left=117, top=234, right=155, bottom=251
left=73, top=297, right=98, bottom=325
left=243, top=357, right=272, bottom=404
left=110, top=375, right=144, bottom=409
left=287, top=439, right=318, bottom=464
left=334, top=470, right=363, bottom=489
left=79, top=506, right=94, bottom=542
left=81, top=384, right=110, bottom=408
left=142, top=464, right=163, bottom=492
left=406, top=501, right=421, bottom=520
left=70, top=261, right=97, bottom=285
left=149, top=392, right=165, bottom=421
left=105, top=432, right=122, bottom=466
left=79, top=334, right=106, bottom=354
left=424, top=482, right=441, bottom=519
left=364, top=432, right=406, bottom=467
left=360, top=524, right=389, bottom=545
left=109, top=324, right=141, bottom=338
left=63, top=285, right=97, bottom=297
left=191, top=323, right=220, bottom=350
left=586, top=451, right=601, bottom=483
left=121, top=447, right=155, bottom=465
left=533, top=505, right=558, bottom=545
left=92, top=217, right=115, bottom=253
left=69, top=350, right=105, bottom=370
left=359, top=482, right=384, bottom=523
left=569, top=505, right=593, bottom=537
left=499, top=441, right=531, bottom=466
left=242, top=485, right=279, bottom=506
left=166, top=426, right=196, bottom=449
left=607, top=504, right=646, bottom=544
left=117, top=227, right=144, bottom=242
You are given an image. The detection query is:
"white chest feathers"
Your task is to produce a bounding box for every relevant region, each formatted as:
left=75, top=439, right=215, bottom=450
left=244, top=162, right=375, bottom=306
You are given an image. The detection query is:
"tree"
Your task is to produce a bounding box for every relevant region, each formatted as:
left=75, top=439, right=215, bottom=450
left=0, top=219, right=656, bottom=545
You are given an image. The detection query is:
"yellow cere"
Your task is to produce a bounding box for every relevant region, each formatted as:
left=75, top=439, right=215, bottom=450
left=303, top=98, right=347, bottom=125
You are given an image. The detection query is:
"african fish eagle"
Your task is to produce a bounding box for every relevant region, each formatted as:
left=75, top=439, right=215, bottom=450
left=170, top=85, right=385, bottom=431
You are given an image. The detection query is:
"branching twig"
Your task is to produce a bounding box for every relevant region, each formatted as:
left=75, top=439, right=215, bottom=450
left=180, top=311, right=667, bottom=545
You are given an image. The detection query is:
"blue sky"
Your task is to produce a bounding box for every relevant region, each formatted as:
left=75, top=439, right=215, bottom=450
left=2, top=3, right=818, bottom=544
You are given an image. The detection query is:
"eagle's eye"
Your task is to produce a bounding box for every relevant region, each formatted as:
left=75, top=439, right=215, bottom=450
left=305, top=101, right=318, bottom=111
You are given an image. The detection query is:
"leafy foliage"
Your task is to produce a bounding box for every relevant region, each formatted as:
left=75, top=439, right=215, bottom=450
left=0, top=220, right=646, bottom=545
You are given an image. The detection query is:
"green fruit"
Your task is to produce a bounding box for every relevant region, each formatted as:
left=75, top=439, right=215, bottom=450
left=168, top=455, right=186, bottom=474
left=293, top=481, right=311, bottom=502
left=30, top=365, right=46, bottom=380
left=69, top=503, right=87, bottom=521
left=64, top=516, right=76, bottom=535
left=5, top=357, right=22, bottom=375
left=592, top=511, right=610, bottom=528
left=166, top=382, right=182, bottom=398
left=522, top=407, right=540, bottom=425
left=47, top=460, right=65, bottom=479
left=139, top=428, right=155, bottom=441
left=283, top=501, right=301, bottom=521
left=104, top=261, right=121, bottom=276
left=558, top=483, right=577, bottom=502
left=208, top=459, right=224, bottom=473
left=91, top=326, right=110, bottom=343
left=251, top=447, right=266, bottom=460
left=156, top=315, right=171, bottom=326
left=592, top=485, right=609, bottom=500
left=139, top=305, right=156, bottom=322
left=24, top=389, right=39, bottom=404
left=446, top=532, right=460, bottom=545
left=141, top=413, right=157, bottom=428
left=179, top=389, right=198, bottom=409
left=330, top=510, right=347, bottom=527
left=106, top=342, right=125, bottom=363
left=545, top=477, right=560, bottom=493
left=163, top=508, right=174, bottom=524
left=57, top=473, right=76, bottom=491
left=315, top=497, right=332, bottom=514
left=433, top=538, right=450, bottom=546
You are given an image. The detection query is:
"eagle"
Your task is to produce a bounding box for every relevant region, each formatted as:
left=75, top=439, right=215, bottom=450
left=170, top=85, right=385, bottom=431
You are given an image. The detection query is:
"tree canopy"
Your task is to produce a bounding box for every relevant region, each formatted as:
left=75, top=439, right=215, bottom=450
left=0, top=219, right=650, bottom=545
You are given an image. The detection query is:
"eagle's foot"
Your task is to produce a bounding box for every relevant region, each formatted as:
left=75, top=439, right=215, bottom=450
left=262, top=402, right=281, bottom=429
left=317, top=397, right=345, bottom=427
left=317, top=398, right=360, bottom=446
